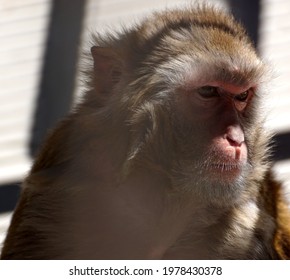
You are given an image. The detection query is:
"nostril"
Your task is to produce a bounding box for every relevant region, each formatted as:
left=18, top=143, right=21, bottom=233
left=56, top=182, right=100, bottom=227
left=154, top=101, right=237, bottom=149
left=226, top=135, right=242, bottom=147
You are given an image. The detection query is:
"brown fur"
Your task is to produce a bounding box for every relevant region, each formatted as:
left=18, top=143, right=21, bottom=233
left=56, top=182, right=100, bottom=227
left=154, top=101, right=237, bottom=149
left=1, top=5, right=290, bottom=259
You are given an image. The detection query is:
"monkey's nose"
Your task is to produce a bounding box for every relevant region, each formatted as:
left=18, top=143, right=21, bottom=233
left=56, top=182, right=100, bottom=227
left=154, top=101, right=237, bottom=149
left=225, top=125, right=245, bottom=147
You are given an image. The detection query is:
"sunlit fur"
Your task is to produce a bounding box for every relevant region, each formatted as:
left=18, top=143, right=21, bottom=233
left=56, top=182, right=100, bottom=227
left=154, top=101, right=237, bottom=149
left=1, top=5, right=290, bottom=260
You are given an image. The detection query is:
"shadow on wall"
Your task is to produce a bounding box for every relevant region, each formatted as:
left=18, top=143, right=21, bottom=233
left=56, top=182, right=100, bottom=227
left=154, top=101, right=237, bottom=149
left=273, top=132, right=290, bottom=161
left=0, top=183, right=21, bottom=213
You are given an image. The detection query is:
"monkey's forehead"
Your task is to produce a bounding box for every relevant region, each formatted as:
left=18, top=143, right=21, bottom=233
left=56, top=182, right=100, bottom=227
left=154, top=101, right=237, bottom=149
left=151, top=50, right=266, bottom=91
left=132, top=7, right=265, bottom=85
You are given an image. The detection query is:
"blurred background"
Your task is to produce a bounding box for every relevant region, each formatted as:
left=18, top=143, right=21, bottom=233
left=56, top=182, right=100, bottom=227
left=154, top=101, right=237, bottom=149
left=0, top=0, right=290, bottom=248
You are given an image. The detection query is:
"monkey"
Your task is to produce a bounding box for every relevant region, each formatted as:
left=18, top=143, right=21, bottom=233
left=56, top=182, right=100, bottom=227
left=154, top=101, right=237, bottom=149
left=1, top=5, right=290, bottom=260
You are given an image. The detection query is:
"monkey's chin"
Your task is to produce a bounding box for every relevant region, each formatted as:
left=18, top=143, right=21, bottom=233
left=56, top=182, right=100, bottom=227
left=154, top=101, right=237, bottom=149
left=198, top=163, right=248, bottom=206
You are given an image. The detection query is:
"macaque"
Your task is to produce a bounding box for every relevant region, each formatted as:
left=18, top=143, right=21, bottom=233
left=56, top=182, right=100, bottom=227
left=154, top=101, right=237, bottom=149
left=1, top=5, right=290, bottom=260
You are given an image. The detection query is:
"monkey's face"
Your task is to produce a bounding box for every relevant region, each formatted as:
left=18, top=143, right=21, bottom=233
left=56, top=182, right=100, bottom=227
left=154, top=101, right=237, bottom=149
left=170, top=82, right=255, bottom=198
left=125, top=24, right=267, bottom=205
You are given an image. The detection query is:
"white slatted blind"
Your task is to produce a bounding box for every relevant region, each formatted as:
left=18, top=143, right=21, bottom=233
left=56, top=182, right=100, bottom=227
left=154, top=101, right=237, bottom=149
left=0, top=0, right=51, bottom=184
left=0, top=0, right=52, bottom=246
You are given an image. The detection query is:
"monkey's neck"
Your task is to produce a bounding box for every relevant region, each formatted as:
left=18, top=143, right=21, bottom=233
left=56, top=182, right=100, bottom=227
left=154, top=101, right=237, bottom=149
left=154, top=193, right=259, bottom=259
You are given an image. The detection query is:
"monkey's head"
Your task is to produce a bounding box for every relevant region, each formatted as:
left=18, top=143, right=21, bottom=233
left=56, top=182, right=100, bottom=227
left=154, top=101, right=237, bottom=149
left=87, top=6, right=271, bottom=206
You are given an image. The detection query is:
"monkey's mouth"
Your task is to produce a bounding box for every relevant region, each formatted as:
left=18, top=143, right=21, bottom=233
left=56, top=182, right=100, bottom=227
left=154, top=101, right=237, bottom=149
left=207, top=162, right=244, bottom=178
left=209, top=163, right=240, bottom=171
left=204, top=163, right=245, bottom=182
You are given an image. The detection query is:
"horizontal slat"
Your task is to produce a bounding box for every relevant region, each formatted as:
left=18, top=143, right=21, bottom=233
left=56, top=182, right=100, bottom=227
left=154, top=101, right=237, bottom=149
left=0, top=40, right=45, bottom=59
left=0, top=75, right=41, bottom=93
left=0, top=61, right=42, bottom=81
left=0, top=1, right=50, bottom=24
left=0, top=147, right=27, bottom=160
left=0, top=161, right=31, bottom=184
left=0, top=18, right=50, bottom=38
left=0, top=138, right=29, bottom=153
left=262, top=0, right=290, bottom=17
left=0, top=0, right=48, bottom=8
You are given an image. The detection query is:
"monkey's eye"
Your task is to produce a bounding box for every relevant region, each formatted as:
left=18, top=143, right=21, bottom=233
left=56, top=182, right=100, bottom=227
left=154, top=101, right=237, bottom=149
left=197, top=86, right=220, bottom=98
left=234, top=91, right=249, bottom=102
left=233, top=90, right=252, bottom=111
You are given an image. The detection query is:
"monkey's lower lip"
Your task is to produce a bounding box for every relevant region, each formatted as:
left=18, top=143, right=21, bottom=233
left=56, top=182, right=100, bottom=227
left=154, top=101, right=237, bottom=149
left=211, top=163, right=238, bottom=168
left=208, top=163, right=242, bottom=172
left=207, top=163, right=243, bottom=180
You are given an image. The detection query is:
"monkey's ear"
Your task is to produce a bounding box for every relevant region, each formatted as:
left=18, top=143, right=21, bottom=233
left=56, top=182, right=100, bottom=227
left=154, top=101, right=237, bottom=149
left=91, top=46, right=123, bottom=94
